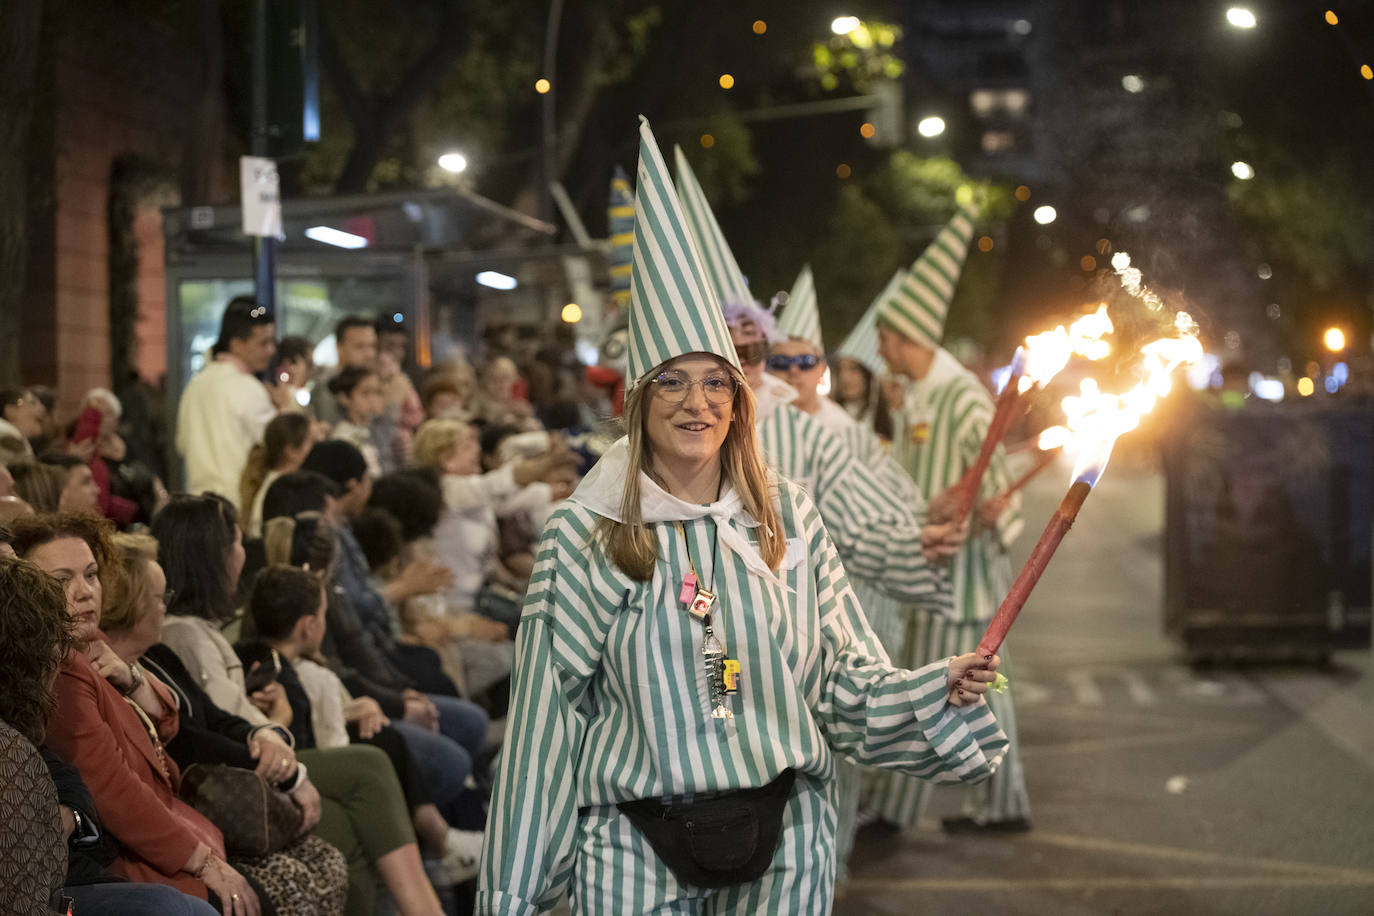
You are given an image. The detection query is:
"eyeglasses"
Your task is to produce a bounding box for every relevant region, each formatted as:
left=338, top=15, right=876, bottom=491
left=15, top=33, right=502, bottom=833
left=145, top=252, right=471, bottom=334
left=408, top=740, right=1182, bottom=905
left=650, top=371, right=737, bottom=405
left=161, top=588, right=177, bottom=607
left=766, top=353, right=822, bottom=373
left=733, top=341, right=768, bottom=366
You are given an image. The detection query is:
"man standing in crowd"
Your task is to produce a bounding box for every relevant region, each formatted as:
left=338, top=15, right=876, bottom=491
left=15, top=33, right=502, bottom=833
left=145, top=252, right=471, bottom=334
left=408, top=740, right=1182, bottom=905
left=175, top=296, right=283, bottom=501
left=871, top=201, right=1032, bottom=835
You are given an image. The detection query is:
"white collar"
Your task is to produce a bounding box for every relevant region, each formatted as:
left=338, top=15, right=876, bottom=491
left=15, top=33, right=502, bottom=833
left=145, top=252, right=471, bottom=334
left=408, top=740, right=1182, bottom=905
left=751, top=373, right=798, bottom=423
left=906, top=348, right=966, bottom=411
left=569, top=438, right=786, bottom=587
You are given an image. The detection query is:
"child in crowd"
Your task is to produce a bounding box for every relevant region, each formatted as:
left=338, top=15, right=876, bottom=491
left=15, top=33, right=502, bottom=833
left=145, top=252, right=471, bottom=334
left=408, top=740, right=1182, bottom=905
left=242, top=563, right=486, bottom=891
left=327, top=367, right=386, bottom=477
left=239, top=413, right=318, bottom=537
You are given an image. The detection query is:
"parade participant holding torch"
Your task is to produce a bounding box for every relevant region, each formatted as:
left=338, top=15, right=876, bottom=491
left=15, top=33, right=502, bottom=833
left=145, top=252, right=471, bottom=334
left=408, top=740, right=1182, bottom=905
left=477, top=119, right=1009, bottom=916
left=871, top=201, right=1032, bottom=834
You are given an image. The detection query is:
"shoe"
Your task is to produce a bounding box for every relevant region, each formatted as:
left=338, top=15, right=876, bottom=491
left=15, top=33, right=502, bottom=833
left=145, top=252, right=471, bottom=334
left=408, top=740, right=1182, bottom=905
left=440, top=827, right=484, bottom=884
left=941, top=816, right=1032, bottom=834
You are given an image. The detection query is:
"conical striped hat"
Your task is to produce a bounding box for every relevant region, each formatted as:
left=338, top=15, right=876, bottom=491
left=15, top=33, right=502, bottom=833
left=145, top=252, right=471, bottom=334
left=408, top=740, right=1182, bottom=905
left=836, top=269, right=902, bottom=377
left=627, top=118, right=741, bottom=387
left=877, top=202, right=979, bottom=348
left=608, top=165, right=634, bottom=312
left=776, top=264, right=822, bottom=350
left=673, top=145, right=751, bottom=305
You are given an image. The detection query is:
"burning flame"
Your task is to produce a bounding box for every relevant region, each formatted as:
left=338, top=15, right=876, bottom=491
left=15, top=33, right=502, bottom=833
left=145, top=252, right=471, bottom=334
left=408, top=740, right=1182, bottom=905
left=1039, top=334, right=1204, bottom=485
left=998, top=304, right=1115, bottom=395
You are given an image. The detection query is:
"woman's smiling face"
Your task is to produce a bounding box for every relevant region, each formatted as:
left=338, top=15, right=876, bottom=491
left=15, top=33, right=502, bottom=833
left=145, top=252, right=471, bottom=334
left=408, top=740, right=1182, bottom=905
left=644, top=355, right=736, bottom=471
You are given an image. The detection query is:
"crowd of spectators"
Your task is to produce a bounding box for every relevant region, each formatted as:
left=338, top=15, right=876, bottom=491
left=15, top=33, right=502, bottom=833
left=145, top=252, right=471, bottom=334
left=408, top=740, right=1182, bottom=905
left=0, top=296, right=609, bottom=915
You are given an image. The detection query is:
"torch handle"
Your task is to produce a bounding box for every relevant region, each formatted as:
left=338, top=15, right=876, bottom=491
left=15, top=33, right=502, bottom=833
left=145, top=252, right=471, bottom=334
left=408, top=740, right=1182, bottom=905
left=943, top=377, right=1023, bottom=525
left=995, top=448, right=1059, bottom=502
left=977, top=480, right=1092, bottom=657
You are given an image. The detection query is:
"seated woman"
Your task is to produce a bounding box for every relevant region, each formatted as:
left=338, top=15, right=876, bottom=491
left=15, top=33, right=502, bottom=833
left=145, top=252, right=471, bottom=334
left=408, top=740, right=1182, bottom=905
left=0, top=555, right=76, bottom=914
left=11, top=457, right=101, bottom=516
left=8, top=513, right=261, bottom=912
left=239, top=413, right=319, bottom=538
left=105, top=532, right=448, bottom=916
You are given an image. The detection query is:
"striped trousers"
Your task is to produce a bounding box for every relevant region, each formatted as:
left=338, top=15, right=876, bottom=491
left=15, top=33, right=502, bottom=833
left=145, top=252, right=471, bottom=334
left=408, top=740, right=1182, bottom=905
left=862, top=612, right=1030, bottom=828
left=572, top=774, right=837, bottom=914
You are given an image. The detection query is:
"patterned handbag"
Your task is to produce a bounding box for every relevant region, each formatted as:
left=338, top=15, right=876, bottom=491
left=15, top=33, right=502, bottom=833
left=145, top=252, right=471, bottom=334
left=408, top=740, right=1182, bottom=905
left=179, top=763, right=304, bottom=857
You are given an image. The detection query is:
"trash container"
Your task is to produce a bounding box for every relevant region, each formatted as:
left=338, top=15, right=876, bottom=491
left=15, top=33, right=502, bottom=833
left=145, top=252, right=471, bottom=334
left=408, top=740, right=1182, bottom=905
left=1160, top=395, right=1373, bottom=662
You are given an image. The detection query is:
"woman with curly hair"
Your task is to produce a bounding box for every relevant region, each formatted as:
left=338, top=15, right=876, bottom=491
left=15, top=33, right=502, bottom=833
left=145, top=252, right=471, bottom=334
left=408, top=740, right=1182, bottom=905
left=0, top=555, right=75, bottom=913
left=8, top=512, right=262, bottom=913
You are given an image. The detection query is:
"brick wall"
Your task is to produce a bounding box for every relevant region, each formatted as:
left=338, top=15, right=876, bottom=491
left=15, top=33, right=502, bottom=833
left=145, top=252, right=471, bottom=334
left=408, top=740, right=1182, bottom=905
left=43, top=2, right=230, bottom=413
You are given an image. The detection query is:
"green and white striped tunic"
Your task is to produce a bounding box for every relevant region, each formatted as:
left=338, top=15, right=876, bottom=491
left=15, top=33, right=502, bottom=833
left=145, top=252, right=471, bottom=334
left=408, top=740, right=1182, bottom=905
left=754, top=383, right=949, bottom=613
left=890, top=349, right=1022, bottom=625
left=476, top=450, right=1008, bottom=915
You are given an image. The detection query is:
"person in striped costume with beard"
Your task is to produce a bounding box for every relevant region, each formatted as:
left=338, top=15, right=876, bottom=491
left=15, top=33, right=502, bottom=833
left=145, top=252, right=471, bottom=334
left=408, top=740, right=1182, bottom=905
left=868, top=201, right=1032, bottom=835
left=477, top=119, right=1010, bottom=916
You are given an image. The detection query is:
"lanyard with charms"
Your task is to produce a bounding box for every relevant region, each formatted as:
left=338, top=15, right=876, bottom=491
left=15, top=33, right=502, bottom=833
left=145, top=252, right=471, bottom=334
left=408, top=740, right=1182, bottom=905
left=676, top=518, right=741, bottom=719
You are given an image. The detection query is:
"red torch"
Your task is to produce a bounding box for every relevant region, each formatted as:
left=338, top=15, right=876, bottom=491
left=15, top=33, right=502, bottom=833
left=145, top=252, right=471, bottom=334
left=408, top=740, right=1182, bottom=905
left=935, top=348, right=1027, bottom=525
left=977, top=438, right=1113, bottom=658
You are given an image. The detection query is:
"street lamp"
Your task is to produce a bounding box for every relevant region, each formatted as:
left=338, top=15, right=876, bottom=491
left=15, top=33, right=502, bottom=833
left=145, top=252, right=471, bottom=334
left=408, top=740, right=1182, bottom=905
left=1324, top=327, right=1346, bottom=352
left=438, top=152, right=468, bottom=174
left=1033, top=205, right=1057, bottom=225
left=1226, top=7, right=1257, bottom=28
left=916, top=116, right=946, bottom=137
left=831, top=16, right=860, bottom=35
left=1231, top=161, right=1254, bottom=180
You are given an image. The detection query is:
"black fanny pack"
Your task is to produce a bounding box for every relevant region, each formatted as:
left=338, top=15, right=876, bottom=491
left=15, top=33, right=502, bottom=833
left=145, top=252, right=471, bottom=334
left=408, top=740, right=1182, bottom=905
left=615, top=769, right=797, bottom=888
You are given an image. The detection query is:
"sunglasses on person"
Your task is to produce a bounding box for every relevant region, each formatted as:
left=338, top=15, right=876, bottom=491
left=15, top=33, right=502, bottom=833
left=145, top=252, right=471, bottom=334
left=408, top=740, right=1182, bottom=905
left=766, top=353, right=822, bottom=373
left=733, top=341, right=769, bottom=366
left=650, top=370, right=738, bottom=405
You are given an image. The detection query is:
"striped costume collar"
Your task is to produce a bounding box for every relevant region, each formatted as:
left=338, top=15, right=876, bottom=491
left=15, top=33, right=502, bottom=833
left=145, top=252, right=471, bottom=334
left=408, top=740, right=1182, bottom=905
left=570, top=438, right=786, bottom=587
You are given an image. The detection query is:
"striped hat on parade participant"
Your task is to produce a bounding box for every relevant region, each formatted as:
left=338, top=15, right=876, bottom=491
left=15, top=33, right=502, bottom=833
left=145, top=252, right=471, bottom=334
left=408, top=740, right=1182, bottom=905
left=626, top=118, right=742, bottom=387
left=836, top=269, right=902, bottom=377
left=775, top=264, right=823, bottom=351
left=672, top=145, right=751, bottom=307
left=877, top=201, right=979, bottom=349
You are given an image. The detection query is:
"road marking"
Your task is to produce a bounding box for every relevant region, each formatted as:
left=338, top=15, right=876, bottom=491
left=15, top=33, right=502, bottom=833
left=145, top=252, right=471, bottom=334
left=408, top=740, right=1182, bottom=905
left=844, top=875, right=1374, bottom=892
left=1120, top=669, right=1157, bottom=705
left=1065, top=669, right=1104, bottom=705
left=1023, top=831, right=1374, bottom=881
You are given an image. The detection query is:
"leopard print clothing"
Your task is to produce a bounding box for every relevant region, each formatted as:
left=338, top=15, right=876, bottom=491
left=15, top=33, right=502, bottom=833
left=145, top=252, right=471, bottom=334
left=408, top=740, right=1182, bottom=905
left=232, top=833, right=349, bottom=916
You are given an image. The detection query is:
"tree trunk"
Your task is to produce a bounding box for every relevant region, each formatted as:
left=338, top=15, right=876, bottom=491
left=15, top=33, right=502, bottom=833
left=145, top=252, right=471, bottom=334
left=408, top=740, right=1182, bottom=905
left=0, top=0, right=46, bottom=387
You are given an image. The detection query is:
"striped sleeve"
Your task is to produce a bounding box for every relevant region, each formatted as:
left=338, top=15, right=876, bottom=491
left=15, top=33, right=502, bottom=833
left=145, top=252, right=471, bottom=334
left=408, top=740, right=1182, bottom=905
left=807, top=419, right=951, bottom=611
left=477, top=508, right=610, bottom=916
left=797, top=489, right=1009, bottom=784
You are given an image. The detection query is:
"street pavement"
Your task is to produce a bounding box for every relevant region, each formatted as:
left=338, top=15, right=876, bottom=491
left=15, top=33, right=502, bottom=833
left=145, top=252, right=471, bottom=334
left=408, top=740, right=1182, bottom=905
left=837, top=451, right=1374, bottom=916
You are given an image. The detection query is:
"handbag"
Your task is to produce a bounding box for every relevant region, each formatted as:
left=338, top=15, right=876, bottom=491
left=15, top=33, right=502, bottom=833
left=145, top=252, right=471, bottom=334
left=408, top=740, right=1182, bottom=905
left=616, top=769, right=796, bottom=888
left=179, top=763, right=304, bottom=857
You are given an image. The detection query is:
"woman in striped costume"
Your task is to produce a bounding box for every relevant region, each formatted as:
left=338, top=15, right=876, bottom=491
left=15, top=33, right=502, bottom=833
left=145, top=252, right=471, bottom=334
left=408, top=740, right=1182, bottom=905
left=479, top=116, right=1010, bottom=913
left=476, top=352, right=1008, bottom=915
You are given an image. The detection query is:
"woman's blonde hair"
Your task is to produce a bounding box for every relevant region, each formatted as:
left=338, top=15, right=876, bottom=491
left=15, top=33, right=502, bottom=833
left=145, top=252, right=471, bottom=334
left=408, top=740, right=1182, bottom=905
left=596, top=359, right=783, bottom=581
left=412, top=418, right=475, bottom=471
left=103, top=532, right=160, bottom=633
